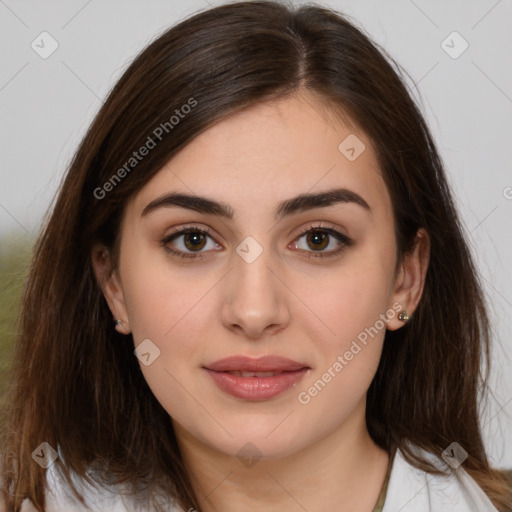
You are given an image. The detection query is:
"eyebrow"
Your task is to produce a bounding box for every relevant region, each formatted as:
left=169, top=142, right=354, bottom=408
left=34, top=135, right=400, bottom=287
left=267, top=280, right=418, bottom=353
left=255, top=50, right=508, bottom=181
left=141, top=187, right=371, bottom=221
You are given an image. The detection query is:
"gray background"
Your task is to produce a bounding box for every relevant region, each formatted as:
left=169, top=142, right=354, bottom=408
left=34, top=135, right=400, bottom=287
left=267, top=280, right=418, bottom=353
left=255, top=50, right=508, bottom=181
left=1, top=0, right=511, bottom=467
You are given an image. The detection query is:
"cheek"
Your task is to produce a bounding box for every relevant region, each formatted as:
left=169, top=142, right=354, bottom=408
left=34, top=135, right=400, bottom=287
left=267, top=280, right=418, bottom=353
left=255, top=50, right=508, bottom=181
left=300, top=274, right=388, bottom=381
left=297, top=252, right=395, bottom=352
left=123, top=270, right=215, bottom=426
left=121, top=236, right=214, bottom=345
left=119, top=245, right=219, bottom=419
left=292, top=243, right=395, bottom=405
left=293, top=276, right=389, bottom=429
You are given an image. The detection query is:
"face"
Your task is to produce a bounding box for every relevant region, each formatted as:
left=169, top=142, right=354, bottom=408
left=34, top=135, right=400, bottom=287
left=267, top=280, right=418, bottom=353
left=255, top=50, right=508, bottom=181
left=95, top=91, right=425, bottom=462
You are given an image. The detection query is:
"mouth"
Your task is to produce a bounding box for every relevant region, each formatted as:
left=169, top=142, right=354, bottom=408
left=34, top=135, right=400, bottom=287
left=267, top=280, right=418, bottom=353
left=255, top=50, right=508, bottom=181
left=202, top=355, right=310, bottom=400
left=203, top=354, right=309, bottom=373
left=221, top=370, right=290, bottom=377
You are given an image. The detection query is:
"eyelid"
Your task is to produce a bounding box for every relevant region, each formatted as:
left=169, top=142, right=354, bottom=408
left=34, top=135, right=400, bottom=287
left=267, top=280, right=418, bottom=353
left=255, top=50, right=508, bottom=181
left=291, top=221, right=348, bottom=240
left=165, top=222, right=214, bottom=237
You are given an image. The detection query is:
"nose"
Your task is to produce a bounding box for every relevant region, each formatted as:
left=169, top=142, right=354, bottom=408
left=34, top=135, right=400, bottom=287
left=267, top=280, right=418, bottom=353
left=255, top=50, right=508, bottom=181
left=221, top=246, right=291, bottom=340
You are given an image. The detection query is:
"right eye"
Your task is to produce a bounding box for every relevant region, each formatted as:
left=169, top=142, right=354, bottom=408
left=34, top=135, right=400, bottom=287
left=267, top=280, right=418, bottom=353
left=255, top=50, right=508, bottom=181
left=160, top=225, right=222, bottom=260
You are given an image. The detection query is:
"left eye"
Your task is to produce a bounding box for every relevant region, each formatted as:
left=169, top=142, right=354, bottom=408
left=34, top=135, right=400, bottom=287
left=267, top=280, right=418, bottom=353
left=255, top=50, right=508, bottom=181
left=291, top=228, right=351, bottom=256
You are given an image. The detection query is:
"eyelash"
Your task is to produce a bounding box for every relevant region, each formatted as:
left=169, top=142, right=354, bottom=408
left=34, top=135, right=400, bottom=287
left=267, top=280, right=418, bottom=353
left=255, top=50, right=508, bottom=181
left=160, top=223, right=353, bottom=261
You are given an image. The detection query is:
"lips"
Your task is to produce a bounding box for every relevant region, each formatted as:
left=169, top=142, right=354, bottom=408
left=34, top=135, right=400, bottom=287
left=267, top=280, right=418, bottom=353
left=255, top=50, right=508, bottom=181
left=204, top=355, right=308, bottom=373
left=202, top=355, right=310, bottom=400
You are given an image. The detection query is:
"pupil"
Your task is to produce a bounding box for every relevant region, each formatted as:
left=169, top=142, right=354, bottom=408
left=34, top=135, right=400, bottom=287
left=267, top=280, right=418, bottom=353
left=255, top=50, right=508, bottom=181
left=185, top=232, right=205, bottom=250
left=308, top=232, right=327, bottom=250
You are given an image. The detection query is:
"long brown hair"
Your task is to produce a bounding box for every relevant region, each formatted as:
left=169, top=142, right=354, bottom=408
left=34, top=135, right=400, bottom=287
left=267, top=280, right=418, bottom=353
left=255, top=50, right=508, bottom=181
left=1, top=1, right=510, bottom=510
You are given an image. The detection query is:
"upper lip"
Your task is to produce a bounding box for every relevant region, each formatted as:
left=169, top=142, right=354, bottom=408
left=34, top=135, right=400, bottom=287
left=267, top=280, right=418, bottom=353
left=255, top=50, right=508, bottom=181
left=204, top=355, right=309, bottom=372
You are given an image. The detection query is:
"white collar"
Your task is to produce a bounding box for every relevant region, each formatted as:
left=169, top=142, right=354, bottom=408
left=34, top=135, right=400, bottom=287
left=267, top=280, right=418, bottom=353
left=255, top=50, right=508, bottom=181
left=382, top=446, right=499, bottom=512
left=38, top=445, right=499, bottom=512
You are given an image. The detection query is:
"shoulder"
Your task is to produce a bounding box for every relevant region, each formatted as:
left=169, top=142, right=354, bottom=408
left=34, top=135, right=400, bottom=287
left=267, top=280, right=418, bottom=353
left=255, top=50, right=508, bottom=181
left=25, top=462, right=185, bottom=512
left=382, top=446, right=499, bottom=512
left=42, top=463, right=132, bottom=511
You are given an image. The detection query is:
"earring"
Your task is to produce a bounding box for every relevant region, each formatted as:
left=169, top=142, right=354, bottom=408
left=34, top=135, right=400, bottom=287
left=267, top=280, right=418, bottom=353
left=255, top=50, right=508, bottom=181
left=398, top=311, right=410, bottom=322
left=114, top=319, right=123, bottom=328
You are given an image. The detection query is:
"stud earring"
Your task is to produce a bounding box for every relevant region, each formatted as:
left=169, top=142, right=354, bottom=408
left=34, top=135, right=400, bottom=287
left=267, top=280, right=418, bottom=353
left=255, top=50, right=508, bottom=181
left=114, top=319, right=123, bottom=328
left=398, top=311, right=410, bottom=322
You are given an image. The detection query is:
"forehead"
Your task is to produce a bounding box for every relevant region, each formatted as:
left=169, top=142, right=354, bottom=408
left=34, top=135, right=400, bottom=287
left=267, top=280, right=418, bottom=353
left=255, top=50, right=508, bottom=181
left=127, top=91, right=391, bottom=221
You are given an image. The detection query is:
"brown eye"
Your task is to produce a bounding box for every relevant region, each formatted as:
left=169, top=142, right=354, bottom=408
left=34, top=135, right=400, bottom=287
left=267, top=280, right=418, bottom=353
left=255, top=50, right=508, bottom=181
left=183, top=232, right=207, bottom=251
left=292, top=226, right=353, bottom=258
left=305, top=231, right=329, bottom=251
left=161, top=226, right=221, bottom=260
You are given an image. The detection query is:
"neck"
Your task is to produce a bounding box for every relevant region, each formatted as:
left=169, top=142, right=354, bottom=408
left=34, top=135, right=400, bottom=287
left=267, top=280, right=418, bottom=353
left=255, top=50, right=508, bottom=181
left=173, top=399, right=390, bottom=512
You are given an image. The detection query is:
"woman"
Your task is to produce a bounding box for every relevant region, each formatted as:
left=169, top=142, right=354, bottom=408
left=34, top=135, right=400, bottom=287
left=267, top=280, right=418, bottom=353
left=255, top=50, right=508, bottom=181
left=1, top=1, right=510, bottom=511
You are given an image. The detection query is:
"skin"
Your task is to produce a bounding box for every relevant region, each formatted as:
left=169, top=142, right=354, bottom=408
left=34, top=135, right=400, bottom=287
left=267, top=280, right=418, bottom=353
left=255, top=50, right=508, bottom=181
left=92, top=90, right=430, bottom=512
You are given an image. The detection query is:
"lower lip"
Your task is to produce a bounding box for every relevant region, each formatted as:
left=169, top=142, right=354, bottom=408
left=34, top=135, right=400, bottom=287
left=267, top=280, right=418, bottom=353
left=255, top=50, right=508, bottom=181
left=203, top=368, right=309, bottom=400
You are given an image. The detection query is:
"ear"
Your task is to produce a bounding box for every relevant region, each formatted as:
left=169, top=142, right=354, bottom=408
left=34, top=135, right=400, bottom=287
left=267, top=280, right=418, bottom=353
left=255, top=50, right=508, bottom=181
left=387, top=228, right=430, bottom=331
left=91, top=244, right=131, bottom=335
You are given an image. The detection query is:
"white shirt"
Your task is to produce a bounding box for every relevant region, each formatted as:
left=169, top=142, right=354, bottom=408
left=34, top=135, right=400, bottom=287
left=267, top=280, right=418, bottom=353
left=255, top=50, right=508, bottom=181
left=18, top=447, right=499, bottom=511
left=382, top=447, right=499, bottom=512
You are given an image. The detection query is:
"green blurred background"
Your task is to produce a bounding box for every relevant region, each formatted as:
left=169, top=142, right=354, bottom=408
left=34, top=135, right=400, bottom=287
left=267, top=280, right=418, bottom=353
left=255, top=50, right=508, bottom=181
left=0, top=234, right=34, bottom=413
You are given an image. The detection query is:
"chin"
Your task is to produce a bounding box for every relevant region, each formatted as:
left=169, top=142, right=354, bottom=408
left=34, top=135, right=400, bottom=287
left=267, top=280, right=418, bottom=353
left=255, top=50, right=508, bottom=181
left=188, top=417, right=308, bottom=461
